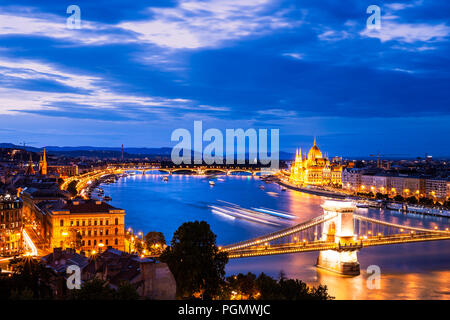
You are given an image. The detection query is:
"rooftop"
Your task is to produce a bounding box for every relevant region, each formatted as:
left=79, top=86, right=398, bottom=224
left=83, top=248, right=154, bottom=287
left=46, top=199, right=124, bottom=215
left=42, top=247, right=89, bottom=274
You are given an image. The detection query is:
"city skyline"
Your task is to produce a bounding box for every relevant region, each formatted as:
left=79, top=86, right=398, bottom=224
left=0, top=0, right=449, bottom=157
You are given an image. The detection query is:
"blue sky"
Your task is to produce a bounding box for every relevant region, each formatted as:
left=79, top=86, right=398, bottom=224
left=0, top=0, right=449, bottom=157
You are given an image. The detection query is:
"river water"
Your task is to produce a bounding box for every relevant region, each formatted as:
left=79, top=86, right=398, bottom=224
left=100, top=173, right=450, bottom=300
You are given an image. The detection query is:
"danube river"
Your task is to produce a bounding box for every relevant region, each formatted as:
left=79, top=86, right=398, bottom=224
left=100, top=173, right=450, bottom=300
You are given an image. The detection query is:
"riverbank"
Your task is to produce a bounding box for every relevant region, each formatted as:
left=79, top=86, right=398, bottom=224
left=277, top=180, right=348, bottom=199
left=276, top=178, right=450, bottom=218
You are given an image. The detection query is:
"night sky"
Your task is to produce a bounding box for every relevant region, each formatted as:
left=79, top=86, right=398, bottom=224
left=0, top=0, right=449, bottom=157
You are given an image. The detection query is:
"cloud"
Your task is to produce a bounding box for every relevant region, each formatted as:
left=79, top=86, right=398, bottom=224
left=0, top=1, right=296, bottom=51
left=318, top=29, right=352, bottom=42
left=282, top=53, right=304, bottom=60
left=0, top=56, right=226, bottom=120
left=384, top=1, right=423, bottom=11
left=0, top=7, right=134, bottom=46
left=361, top=21, right=450, bottom=43
left=0, top=59, right=101, bottom=90
left=118, top=0, right=296, bottom=49
left=359, top=1, right=450, bottom=44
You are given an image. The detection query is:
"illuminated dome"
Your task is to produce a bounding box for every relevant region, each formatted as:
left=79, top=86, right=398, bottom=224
left=308, top=137, right=323, bottom=159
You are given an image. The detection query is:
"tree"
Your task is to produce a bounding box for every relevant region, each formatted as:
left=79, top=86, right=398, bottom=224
left=406, top=196, right=418, bottom=204
left=309, top=284, right=334, bottom=300
left=255, top=273, right=280, bottom=300
left=134, top=240, right=144, bottom=255
left=394, top=195, right=404, bottom=202
left=67, top=180, right=79, bottom=197
left=227, top=273, right=258, bottom=300
left=160, top=221, right=228, bottom=299
left=419, top=197, right=434, bottom=206
left=144, top=231, right=166, bottom=254
left=8, top=257, right=52, bottom=300
left=279, top=278, right=311, bottom=300
left=254, top=272, right=333, bottom=300
left=71, top=278, right=115, bottom=300
left=376, top=193, right=387, bottom=200
left=115, top=281, right=140, bottom=300
left=10, top=288, right=35, bottom=300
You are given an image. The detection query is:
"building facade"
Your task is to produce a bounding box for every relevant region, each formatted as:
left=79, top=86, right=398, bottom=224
left=45, top=199, right=126, bottom=255
left=290, top=138, right=343, bottom=186
left=425, top=179, right=450, bottom=201
left=389, top=176, right=425, bottom=197
left=0, top=194, right=23, bottom=256
left=373, top=174, right=390, bottom=194
left=342, top=171, right=445, bottom=200
left=342, top=168, right=363, bottom=192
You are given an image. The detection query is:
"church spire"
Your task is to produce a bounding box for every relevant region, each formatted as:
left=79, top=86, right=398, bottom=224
left=25, top=154, right=35, bottom=175
left=313, top=136, right=317, bottom=146
left=40, top=148, right=47, bottom=175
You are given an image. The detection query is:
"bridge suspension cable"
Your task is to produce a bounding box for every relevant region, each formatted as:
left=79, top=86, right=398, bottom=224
left=221, top=213, right=337, bottom=251
left=353, top=214, right=450, bottom=234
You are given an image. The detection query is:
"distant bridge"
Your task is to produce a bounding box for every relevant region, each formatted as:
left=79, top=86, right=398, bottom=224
left=113, top=165, right=275, bottom=176
left=60, top=165, right=276, bottom=195
left=221, top=201, right=450, bottom=275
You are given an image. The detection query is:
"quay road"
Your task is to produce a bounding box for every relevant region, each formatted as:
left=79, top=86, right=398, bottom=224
left=0, top=226, right=48, bottom=271
left=60, top=168, right=117, bottom=196
left=24, top=224, right=51, bottom=257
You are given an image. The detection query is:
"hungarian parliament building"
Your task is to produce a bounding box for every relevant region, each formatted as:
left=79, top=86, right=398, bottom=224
left=289, top=138, right=343, bottom=186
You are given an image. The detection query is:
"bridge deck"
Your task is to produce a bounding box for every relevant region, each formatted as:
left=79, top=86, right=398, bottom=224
left=225, top=233, right=450, bottom=258
left=222, top=213, right=337, bottom=251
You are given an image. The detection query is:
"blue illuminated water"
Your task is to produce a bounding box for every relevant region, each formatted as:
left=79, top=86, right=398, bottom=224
left=101, top=174, right=450, bottom=299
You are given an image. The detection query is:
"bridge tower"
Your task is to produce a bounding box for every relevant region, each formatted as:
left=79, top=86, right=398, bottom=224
left=316, top=200, right=360, bottom=276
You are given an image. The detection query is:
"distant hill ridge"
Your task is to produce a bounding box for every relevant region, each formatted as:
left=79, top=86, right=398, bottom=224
left=0, top=143, right=294, bottom=160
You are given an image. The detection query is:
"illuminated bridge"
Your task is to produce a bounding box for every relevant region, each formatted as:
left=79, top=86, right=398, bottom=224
left=113, top=164, right=274, bottom=176
left=221, top=201, right=450, bottom=275
left=60, top=165, right=275, bottom=196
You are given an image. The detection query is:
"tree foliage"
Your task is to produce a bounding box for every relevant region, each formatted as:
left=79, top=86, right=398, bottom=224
left=406, top=196, right=418, bottom=204
left=224, top=272, right=333, bottom=300
left=1, top=257, right=53, bottom=300
left=160, top=221, right=228, bottom=299
left=67, top=180, right=79, bottom=196
left=144, top=231, right=166, bottom=254
left=71, top=278, right=115, bottom=300
left=134, top=240, right=144, bottom=255
left=115, top=281, right=140, bottom=300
